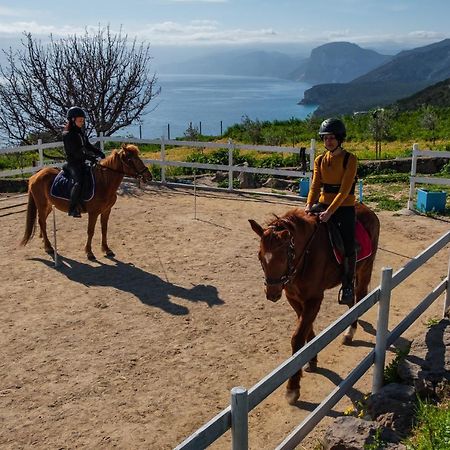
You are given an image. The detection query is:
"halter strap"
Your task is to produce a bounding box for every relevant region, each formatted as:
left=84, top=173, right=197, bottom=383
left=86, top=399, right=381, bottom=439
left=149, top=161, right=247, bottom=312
left=263, top=223, right=321, bottom=288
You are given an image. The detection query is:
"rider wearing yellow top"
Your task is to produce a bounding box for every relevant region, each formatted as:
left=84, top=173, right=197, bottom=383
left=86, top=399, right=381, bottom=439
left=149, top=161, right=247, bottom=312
left=305, top=118, right=357, bottom=306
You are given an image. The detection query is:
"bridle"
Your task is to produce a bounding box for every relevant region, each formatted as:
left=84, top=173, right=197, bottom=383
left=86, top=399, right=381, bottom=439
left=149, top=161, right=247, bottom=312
left=98, top=152, right=149, bottom=180
left=262, top=223, right=321, bottom=288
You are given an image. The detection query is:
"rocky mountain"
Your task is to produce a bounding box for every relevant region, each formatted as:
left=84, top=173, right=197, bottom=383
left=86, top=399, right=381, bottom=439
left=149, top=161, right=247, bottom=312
left=395, top=77, right=450, bottom=110
left=159, top=42, right=389, bottom=83
left=288, top=42, right=390, bottom=84
left=160, top=50, right=301, bottom=79
left=301, top=39, right=450, bottom=117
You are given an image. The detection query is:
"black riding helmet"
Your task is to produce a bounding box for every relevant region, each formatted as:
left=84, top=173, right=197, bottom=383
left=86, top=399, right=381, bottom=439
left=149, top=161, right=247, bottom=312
left=318, top=118, right=346, bottom=143
left=66, top=106, right=86, bottom=120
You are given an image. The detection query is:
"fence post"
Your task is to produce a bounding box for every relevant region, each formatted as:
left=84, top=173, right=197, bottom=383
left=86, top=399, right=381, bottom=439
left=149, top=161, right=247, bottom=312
left=407, top=143, right=419, bottom=210
left=372, top=267, right=393, bottom=394
left=228, top=139, right=234, bottom=191
left=38, top=138, right=43, bottom=168
left=444, top=251, right=450, bottom=318
left=160, top=135, right=166, bottom=184
left=231, top=387, right=248, bottom=450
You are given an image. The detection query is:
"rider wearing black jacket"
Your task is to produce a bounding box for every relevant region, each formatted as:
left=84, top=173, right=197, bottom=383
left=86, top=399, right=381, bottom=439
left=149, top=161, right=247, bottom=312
left=63, top=107, right=105, bottom=217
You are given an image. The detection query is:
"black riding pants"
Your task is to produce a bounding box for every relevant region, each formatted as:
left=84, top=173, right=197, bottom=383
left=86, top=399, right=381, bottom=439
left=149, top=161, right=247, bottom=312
left=329, top=205, right=356, bottom=257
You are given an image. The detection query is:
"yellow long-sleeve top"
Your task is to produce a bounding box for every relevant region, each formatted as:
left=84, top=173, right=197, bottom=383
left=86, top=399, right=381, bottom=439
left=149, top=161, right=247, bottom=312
left=307, top=150, right=357, bottom=215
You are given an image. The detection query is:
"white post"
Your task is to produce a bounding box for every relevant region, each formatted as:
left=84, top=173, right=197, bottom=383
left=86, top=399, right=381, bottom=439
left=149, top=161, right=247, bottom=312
left=228, top=139, right=234, bottom=191
left=52, top=205, right=58, bottom=268
left=99, top=131, right=104, bottom=153
left=372, top=267, right=393, bottom=393
left=160, top=136, right=166, bottom=184
left=38, top=138, right=44, bottom=168
left=231, top=386, right=248, bottom=450
left=407, top=143, right=419, bottom=210
left=444, top=251, right=450, bottom=318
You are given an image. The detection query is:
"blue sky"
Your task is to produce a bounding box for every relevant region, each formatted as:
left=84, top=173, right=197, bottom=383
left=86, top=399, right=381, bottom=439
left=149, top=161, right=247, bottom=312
left=0, top=0, right=448, bottom=59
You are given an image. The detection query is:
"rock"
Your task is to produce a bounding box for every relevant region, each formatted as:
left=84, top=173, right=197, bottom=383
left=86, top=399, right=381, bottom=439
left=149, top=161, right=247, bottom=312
left=238, top=164, right=258, bottom=188
left=367, top=384, right=416, bottom=437
left=397, top=319, right=450, bottom=399
left=322, top=416, right=405, bottom=450
left=263, top=177, right=292, bottom=189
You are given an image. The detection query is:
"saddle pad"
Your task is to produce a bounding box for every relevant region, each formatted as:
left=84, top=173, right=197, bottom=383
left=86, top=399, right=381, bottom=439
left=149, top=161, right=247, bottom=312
left=333, top=220, right=372, bottom=264
left=50, top=168, right=95, bottom=202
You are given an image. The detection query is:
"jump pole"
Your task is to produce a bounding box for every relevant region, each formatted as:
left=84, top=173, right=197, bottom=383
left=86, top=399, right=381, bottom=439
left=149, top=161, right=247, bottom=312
left=52, top=205, right=58, bottom=267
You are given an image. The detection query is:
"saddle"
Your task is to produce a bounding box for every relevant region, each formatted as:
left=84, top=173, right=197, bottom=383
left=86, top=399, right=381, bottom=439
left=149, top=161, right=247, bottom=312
left=309, top=203, right=372, bottom=264
left=50, top=164, right=95, bottom=202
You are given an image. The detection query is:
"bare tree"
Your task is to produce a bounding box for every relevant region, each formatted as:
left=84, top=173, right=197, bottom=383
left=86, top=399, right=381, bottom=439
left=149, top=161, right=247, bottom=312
left=0, top=26, right=160, bottom=144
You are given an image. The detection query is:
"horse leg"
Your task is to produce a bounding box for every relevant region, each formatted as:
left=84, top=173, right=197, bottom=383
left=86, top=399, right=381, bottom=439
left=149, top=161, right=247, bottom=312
left=285, top=296, right=322, bottom=405
left=37, top=203, right=54, bottom=254
left=304, top=327, right=318, bottom=373
left=100, top=209, right=115, bottom=257
left=342, top=261, right=372, bottom=345
left=85, top=212, right=100, bottom=261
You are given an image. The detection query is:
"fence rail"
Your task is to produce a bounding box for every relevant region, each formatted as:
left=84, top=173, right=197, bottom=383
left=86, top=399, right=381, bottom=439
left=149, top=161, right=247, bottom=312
left=175, top=230, right=450, bottom=449
left=0, top=135, right=315, bottom=196
left=407, top=144, right=450, bottom=210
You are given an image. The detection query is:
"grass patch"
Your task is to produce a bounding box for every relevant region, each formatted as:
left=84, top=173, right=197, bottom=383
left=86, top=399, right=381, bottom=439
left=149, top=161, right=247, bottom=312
left=404, top=397, right=450, bottom=449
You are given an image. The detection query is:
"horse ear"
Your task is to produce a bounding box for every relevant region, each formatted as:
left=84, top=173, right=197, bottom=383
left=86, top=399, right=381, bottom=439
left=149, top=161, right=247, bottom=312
left=249, top=219, right=264, bottom=237
left=121, top=143, right=127, bottom=151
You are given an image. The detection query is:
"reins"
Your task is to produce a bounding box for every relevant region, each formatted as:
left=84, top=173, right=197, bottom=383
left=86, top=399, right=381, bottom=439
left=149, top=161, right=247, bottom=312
left=264, top=220, right=322, bottom=288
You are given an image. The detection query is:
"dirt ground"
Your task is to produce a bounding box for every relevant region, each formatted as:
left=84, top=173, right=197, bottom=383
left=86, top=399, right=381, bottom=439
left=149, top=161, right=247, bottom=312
left=0, top=184, right=449, bottom=450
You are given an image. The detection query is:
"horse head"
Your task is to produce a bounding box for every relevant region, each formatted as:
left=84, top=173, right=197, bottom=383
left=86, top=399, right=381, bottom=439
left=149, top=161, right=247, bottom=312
left=249, top=217, right=296, bottom=302
left=118, top=144, right=152, bottom=183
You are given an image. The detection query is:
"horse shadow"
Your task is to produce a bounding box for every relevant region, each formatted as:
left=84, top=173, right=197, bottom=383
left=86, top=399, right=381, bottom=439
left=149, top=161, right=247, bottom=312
left=294, top=366, right=366, bottom=414
left=32, top=256, right=224, bottom=316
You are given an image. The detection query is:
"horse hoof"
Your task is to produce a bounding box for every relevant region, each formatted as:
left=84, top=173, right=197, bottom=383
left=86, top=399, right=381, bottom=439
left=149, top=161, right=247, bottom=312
left=342, top=335, right=353, bottom=346
left=105, top=250, right=115, bottom=258
left=87, top=254, right=97, bottom=261
left=304, top=360, right=318, bottom=372
left=286, top=389, right=300, bottom=405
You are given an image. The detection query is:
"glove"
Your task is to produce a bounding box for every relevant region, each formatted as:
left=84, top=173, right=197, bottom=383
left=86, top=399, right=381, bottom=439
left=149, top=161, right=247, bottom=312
left=98, top=151, right=106, bottom=159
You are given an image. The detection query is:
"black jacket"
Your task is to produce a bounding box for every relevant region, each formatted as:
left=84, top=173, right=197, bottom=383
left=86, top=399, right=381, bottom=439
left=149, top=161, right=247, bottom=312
left=63, top=127, right=105, bottom=166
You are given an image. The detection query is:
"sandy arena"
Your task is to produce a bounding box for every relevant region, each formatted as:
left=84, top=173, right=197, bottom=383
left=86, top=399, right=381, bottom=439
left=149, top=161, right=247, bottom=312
left=1, top=184, right=449, bottom=449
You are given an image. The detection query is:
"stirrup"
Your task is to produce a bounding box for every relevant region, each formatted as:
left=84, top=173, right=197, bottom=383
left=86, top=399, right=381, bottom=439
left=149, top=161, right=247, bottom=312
left=338, top=286, right=354, bottom=306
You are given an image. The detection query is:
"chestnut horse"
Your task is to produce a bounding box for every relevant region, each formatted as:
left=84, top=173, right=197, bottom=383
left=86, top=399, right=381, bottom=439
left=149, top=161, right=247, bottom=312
left=20, top=143, right=152, bottom=260
left=249, top=203, right=379, bottom=404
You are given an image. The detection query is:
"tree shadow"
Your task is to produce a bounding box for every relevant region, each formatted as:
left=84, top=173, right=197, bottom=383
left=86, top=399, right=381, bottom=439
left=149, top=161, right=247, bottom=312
left=31, top=256, right=224, bottom=316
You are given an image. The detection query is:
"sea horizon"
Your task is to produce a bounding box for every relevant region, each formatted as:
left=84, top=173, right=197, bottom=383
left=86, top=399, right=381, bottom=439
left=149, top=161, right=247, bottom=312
left=121, top=73, right=317, bottom=139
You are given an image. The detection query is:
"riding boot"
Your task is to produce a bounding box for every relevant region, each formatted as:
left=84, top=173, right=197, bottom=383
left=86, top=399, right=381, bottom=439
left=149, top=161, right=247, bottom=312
left=68, top=182, right=82, bottom=218
left=338, top=254, right=356, bottom=306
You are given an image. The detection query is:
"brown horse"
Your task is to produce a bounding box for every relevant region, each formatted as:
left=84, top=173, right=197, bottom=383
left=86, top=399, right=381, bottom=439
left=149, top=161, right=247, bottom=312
left=249, top=203, right=380, bottom=404
left=21, top=143, right=152, bottom=260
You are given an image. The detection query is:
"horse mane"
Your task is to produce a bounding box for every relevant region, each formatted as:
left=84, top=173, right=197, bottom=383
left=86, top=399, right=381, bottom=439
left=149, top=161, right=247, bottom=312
left=267, top=208, right=316, bottom=231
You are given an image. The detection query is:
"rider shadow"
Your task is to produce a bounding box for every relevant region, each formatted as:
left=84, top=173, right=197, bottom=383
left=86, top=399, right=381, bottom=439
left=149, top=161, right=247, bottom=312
left=32, top=256, right=224, bottom=316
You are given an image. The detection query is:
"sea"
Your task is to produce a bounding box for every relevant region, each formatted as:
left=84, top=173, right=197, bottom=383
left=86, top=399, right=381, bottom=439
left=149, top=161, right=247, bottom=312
left=122, top=74, right=317, bottom=139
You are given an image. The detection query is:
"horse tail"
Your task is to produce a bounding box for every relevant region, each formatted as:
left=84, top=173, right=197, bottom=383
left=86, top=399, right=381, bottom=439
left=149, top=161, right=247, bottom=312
left=20, top=192, right=37, bottom=246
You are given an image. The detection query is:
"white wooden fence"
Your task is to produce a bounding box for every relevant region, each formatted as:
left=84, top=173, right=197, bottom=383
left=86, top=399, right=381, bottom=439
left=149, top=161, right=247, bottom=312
left=0, top=135, right=316, bottom=197
left=407, top=143, right=450, bottom=210
left=174, top=230, right=450, bottom=450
